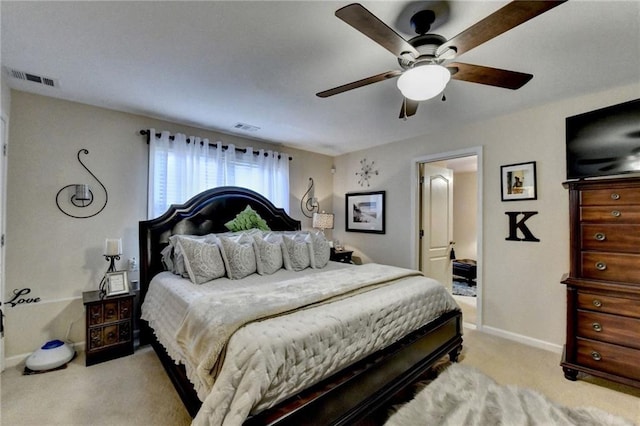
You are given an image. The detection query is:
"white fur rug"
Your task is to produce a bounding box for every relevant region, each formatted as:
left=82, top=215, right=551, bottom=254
left=385, top=364, right=635, bottom=426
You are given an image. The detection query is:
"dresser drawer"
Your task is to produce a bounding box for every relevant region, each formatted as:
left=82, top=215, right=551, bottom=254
left=580, top=206, right=640, bottom=223
left=576, top=338, right=640, bottom=381
left=581, top=224, right=640, bottom=253
left=578, top=292, right=640, bottom=318
left=581, top=188, right=640, bottom=205
left=577, top=310, right=640, bottom=349
left=581, top=252, right=640, bottom=284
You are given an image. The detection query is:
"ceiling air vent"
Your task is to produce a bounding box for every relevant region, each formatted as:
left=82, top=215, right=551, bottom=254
left=233, top=122, right=260, bottom=132
left=5, top=67, right=59, bottom=88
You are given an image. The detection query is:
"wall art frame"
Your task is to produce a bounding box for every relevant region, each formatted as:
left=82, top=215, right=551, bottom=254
left=345, top=191, right=385, bottom=234
left=501, top=161, right=537, bottom=201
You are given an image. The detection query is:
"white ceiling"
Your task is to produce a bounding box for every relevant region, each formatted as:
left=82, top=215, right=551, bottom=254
left=2, top=1, right=639, bottom=156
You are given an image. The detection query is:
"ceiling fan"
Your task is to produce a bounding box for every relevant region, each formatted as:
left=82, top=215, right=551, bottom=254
left=316, top=1, right=567, bottom=119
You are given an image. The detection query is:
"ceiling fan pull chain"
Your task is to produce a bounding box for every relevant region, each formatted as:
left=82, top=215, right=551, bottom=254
left=441, top=92, right=446, bottom=102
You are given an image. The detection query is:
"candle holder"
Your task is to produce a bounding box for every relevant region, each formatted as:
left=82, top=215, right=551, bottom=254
left=104, top=254, right=120, bottom=273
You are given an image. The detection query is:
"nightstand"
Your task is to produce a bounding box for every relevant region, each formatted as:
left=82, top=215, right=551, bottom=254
left=330, top=248, right=354, bottom=264
left=83, top=290, right=134, bottom=366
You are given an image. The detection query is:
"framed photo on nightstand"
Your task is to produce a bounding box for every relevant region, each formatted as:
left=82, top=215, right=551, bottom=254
left=105, top=271, right=129, bottom=297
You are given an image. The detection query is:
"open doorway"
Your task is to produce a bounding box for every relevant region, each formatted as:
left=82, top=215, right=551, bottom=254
left=412, top=148, right=482, bottom=329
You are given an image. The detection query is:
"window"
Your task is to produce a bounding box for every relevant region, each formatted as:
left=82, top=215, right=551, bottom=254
left=147, top=130, right=289, bottom=218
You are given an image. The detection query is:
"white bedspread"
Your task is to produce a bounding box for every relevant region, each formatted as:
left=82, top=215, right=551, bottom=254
left=142, top=263, right=459, bottom=426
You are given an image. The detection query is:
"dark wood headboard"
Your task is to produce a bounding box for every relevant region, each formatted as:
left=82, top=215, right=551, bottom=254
left=138, top=186, right=301, bottom=341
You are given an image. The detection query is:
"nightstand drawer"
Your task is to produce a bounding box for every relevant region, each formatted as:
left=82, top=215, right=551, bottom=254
left=88, top=322, right=132, bottom=350
left=576, top=338, right=640, bottom=381
left=577, top=310, right=640, bottom=349
left=88, top=298, right=132, bottom=325
left=580, top=188, right=640, bottom=205
left=577, top=292, right=640, bottom=318
left=580, top=224, right=640, bottom=253
left=581, top=252, right=640, bottom=283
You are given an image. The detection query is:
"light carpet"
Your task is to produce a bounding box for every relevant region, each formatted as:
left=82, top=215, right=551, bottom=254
left=385, top=363, right=635, bottom=426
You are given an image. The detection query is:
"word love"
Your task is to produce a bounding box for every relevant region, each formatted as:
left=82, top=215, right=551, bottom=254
left=6, top=288, right=40, bottom=308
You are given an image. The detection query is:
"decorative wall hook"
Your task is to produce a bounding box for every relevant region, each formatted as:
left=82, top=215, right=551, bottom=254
left=300, top=177, right=319, bottom=218
left=55, top=149, right=108, bottom=219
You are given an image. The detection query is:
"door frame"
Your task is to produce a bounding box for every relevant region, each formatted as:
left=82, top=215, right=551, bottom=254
left=410, top=146, right=483, bottom=329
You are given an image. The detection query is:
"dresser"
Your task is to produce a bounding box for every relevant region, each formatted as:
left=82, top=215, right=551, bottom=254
left=561, top=177, right=640, bottom=388
left=83, top=290, right=135, bottom=366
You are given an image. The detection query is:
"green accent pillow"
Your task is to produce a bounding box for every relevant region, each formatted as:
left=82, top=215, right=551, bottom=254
left=225, top=205, right=271, bottom=232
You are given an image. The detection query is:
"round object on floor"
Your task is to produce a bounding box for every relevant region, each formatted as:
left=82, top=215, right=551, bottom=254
left=25, top=339, right=75, bottom=371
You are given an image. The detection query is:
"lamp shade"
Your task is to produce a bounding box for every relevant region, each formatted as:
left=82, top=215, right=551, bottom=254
left=313, top=212, right=334, bottom=230
left=397, top=64, right=450, bottom=101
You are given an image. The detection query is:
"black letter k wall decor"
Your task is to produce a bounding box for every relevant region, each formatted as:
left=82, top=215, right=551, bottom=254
left=505, top=211, right=540, bottom=242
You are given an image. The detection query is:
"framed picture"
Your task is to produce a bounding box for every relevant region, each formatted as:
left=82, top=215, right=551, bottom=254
left=501, top=161, right=537, bottom=201
left=105, top=271, right=129, bottom=297
left=345, top=191, right=385, bottom=234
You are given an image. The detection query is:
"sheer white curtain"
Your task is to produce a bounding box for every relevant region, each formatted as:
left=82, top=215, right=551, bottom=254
left=147, top=129, right=290, bottom=219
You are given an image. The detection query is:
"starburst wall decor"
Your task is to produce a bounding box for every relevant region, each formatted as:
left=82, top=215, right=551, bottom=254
left=355, top=158, right=378, bottom=187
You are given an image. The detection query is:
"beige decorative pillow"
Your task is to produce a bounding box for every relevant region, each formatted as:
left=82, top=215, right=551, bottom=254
left=175, top=236, right=225, bottom=284
left=218, top=234, right=257, bottom=279
left=282, top=233, right=311, bottom=271
left=306, top=231, right=330, bottom=269
left=252, top=234, right=283, bottom=275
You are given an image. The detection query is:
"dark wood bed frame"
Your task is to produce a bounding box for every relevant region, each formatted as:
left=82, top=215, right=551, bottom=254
left=139, top=186, right=463, bottom=425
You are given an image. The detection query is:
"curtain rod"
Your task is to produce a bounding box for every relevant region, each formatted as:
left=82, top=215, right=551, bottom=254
left=139, top=129, right=292, bottom=161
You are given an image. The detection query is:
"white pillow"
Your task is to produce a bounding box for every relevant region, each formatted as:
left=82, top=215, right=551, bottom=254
left=175, top=236, right=225, bottom=284
left=168, top=234, right=217, bottom=277
left=306, top=231, right=330, bottom=269
left=218, top=234, right=257, bottom=279
left=252, top=234, right=283, bottom=275
left=282, top=233, right=311, bottom=271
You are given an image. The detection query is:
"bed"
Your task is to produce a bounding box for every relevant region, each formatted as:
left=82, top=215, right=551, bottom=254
left=138, top=186, right=463, bottom=425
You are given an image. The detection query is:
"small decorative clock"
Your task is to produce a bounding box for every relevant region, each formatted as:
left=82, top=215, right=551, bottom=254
left=355, top=158, right=378, bottom=187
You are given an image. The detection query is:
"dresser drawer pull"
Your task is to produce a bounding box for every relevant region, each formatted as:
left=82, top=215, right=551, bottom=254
left=594, top=232, right=606, bottom=241
left=611, top=210, right=621, bottom=218
left=592, top=322, right=602, bottom=332
left=592, top=299, right=603, bottom=308
left=610, top=193, right=621, bottom=200
left=595, top=262, right=607, bottom=271
left=591, top=351, right=602, bottom=361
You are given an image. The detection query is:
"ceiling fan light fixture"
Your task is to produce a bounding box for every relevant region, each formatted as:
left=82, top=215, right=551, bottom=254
left=397, top=64, right=450, bottom=101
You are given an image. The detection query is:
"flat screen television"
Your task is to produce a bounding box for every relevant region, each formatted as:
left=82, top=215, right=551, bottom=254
left=566, top=98, right=640, bottom=180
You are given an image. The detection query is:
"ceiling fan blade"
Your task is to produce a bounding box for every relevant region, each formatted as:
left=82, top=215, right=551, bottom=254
left=399, top=98, right=419, bottom=119
left=316, top=70, right=402, bottom=98
left=437, top=1, right=567, bottom=57
left=336, top=3, right=419, bottom=59
left=447, top=62, right=533, bottom=90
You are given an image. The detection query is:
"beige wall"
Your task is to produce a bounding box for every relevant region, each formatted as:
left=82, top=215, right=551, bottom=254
left=332, top=82, right=640, bottom=350
left=4, top=91, right=333, bottom=360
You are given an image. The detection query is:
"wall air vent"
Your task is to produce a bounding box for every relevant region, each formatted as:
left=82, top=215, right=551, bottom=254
left=233, top=123, right=260, bottom=132
left=4, top=67, right=59, bottom=88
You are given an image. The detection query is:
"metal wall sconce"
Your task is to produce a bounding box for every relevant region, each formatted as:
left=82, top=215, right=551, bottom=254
left=55, top=149, right=108, bottom=219
left=300, top=177, right=320, bottom=218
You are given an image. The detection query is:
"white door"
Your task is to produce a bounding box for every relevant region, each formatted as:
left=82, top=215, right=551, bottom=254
left=0, top=116, right=6, bottom=371
left=420, top=163, right=454, bottom=291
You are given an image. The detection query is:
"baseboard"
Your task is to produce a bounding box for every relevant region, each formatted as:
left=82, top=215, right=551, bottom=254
left=481, top=326, right=563, bottom=354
